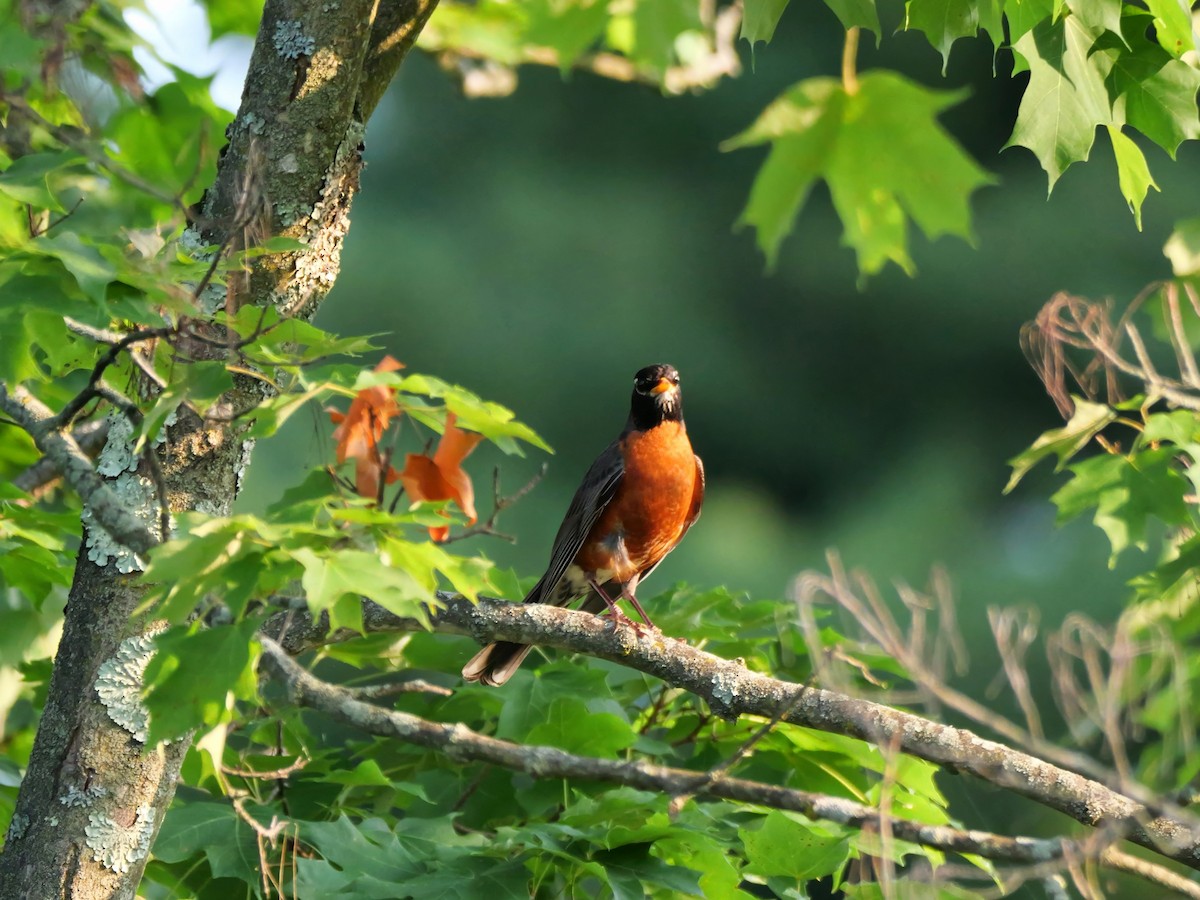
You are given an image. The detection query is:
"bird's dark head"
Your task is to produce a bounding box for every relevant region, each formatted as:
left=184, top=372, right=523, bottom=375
left=629, top=363, right=683, bottom=429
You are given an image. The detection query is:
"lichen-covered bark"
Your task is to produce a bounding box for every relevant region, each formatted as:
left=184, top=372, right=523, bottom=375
left=0, top=1, right=436, bottom=896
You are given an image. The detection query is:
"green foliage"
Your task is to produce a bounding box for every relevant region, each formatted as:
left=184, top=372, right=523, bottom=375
left=741, top=0, right=790, bottom=47
left=1004, top=396, right=1116, bottom=492
left=725, top=73, right=993, bottom=277
left=140, top=585, right=970, bottom=898
left=1007, top=324, right=1200, bottom=788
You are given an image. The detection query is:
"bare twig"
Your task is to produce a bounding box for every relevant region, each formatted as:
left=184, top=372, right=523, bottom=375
left=988, top=606, right=1045, bottom=741
left=1164, top=283, right=1200, bottom=389
left=794, top=557, right=1200, bottom=863
left=440, top=462, right=548, bottom=544
left=344, top=678, right=452, bottom=699
left=222, top=757, right=309, bottom=781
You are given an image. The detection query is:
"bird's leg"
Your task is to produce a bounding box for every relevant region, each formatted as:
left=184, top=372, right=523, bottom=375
left=619, top=585, right=660, bottom=633
left=586, top=577, right=639, bottom=631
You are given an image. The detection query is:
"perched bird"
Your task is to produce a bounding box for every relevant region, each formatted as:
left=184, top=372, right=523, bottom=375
left=463, top=363, right=704, bottom=687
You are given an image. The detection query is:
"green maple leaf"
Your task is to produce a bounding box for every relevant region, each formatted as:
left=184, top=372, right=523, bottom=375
left=1095, top=22, right=1200, bottom=158
left=523, top=0, right=609, bottom=68
left=904, top=0, right=981, bottom=73
left=1004, top=396, right=1116, bottom=492
left=725, top=72, right=993, bottom=278
left=1052, top=449, right=1190, bottom=563
left=1064, top=0, right=1121, bottom=41
left=1107, top=125, right=1158, bottom=229
left=823, top=0, right=881, bottom=37
left=1007, top=15, right=1113, bottom=188
left=1143, top=0, right=1197, bottom=58
left=741, top=0, right=790, bottom=46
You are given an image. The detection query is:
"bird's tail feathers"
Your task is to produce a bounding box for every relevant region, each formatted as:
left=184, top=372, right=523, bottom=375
left=461, top=641, right=534, bottom=686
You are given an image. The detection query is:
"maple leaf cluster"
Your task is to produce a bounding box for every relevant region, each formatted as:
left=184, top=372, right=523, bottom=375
left=329, top=356, right=483, bottom=541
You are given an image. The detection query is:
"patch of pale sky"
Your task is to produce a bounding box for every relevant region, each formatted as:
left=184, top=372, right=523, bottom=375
left=125, top=0, right=252, bottom=112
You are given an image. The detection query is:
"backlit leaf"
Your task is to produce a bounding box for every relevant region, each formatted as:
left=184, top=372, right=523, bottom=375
left=1006, top=16, right=1112, bottom=188
left=399, top=413, right=485, bottom=541
left=1107, top=125, right=1158, bottom=229
left=742, top=0, right=790, bottom=46
left=822, top=0, right=881, bottom=36
left=1164, top=217, right=1200, bottom=276
left=904, top=0, right=980, bottom=73
left=727, top=72, right=992, bottom=277
left=1005, top=397, right=1116, bottom=493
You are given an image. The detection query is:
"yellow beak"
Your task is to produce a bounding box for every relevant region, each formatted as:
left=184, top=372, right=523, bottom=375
left=650, top=378, right=673, bottom=395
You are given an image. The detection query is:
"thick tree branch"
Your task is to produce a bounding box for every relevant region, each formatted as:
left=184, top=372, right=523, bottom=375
left=12, top=418, right=109, bottom=494
left=263, top=594, right=1200, bottom=870
left=258, top=637, right=1200, bottom=896
left=0, top=382, right=157, bottom=553
left=357, top=0, right=440, bottom=120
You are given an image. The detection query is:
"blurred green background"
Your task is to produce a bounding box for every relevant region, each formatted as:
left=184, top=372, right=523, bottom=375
left=236, top=5, right=1199, bottom=634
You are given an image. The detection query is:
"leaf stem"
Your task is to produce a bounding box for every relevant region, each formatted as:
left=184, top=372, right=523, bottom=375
left=842, top=26, right=860, bottom=95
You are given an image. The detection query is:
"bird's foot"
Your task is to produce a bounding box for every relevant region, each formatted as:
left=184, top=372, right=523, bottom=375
left=601, top=607, right=639, bottom=632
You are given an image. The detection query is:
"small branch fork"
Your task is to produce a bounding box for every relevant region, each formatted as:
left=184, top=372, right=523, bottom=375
left=793, top=554, right=1200, bottom=874
left=0, top=382, right=158, bottom=553
left=440, top=463, right=548, bottom=544
left=1023, top=288, right=1200, bottom=419
left=261, top=593, right=1200, bottom=873
left=257, top=638, right=1200, bottom=897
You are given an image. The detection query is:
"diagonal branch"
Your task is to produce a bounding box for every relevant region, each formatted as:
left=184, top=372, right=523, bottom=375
left=257, top=637, right=1200, bottom=897
left=0, top=382, right=157, bottom=553
left=262, top=594, right=1200, bottom=870
left=12, top=418, right=109, bottom=495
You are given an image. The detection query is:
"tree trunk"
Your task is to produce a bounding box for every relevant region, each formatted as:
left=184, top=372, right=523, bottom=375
left=0, top=1, right=435, bottom=896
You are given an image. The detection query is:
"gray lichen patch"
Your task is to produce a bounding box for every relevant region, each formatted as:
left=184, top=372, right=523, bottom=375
left=708, top=669, right=742, bottom=721
left=95, top=632, right=163, bottom=742
left=235, top=439, right=256, bottom=496
left=242, top=112, right=266, bottom=136
left=275, top=200, right=308, bottom=228
left=273, top=20, right=315, bottom=59
left=84, top=805, right=155, bottom=874
left=60, top=784, right=109, bottom=809
left=85, top=410, right=176, bottom=572
left=282, top=120, right=365, bottom=313
left=96, top=413, right=139, bottom=477
left=4, top=813, right=29, bottom=843
left=83, top=473, right=157, bottom=573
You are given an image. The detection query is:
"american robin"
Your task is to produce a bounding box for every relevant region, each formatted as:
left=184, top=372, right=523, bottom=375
left=462, top=363, right=704, bottom=687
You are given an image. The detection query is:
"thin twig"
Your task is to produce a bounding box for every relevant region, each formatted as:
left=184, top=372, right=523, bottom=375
left=440, top=462, right=547, bottom=544
left=344, top=678, right=453, bottom=699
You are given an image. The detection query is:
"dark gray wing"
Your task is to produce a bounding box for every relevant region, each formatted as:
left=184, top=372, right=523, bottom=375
left=524, top=439, right=625, bottom=606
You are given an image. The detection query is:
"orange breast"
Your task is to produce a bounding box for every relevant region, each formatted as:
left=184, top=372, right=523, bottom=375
left=576, top=422, right=699, bottom=583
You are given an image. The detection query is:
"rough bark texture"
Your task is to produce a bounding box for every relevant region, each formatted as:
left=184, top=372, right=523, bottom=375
left=0, top=1, right=435, bottom=897
left=264, top=594, right=1200, bottom=872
